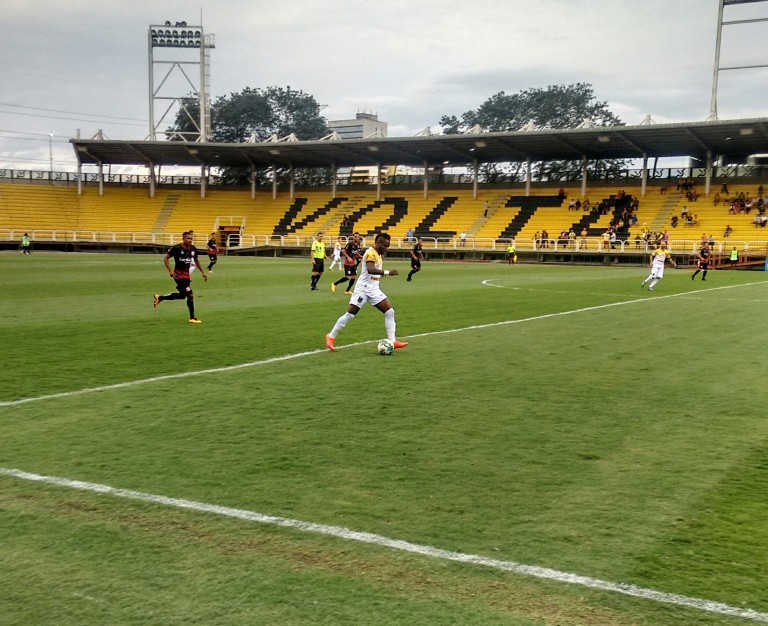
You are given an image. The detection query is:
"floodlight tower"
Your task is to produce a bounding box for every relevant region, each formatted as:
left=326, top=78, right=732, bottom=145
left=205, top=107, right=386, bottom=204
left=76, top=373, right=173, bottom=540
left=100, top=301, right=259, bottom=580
left=148, top=20, right=215, bottom=141
left=710, top=0, right=768, bottom=120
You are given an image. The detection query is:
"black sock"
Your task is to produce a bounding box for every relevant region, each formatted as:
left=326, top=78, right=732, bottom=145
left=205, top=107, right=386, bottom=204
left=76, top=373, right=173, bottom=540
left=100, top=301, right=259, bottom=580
left=702, top=271, right=707, bottom=279
left=334, top=277, right=346, bottom=286
left=692, top=270, right=699, bottom=278
left=347, top=279, right=355, bottom=291
left=187, top=300, right=195, bottom=319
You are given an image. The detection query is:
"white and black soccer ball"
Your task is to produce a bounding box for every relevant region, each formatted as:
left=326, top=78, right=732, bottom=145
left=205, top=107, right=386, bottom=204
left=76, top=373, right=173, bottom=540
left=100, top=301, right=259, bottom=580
left=377, top=338, right=394, bottom=355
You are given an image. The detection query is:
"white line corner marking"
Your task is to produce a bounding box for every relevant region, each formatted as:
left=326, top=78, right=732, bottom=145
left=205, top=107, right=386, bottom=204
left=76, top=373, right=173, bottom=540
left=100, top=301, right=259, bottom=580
left=1, top=467, right=766, bottom=622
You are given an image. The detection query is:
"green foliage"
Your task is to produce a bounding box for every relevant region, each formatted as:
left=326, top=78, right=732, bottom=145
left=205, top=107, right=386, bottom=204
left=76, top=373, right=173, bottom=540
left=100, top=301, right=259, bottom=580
left=2, top=254, right=767, bottom=625
left=169, top=86, right=328, bottom=185
left=440, top=83, right=628, bottom=181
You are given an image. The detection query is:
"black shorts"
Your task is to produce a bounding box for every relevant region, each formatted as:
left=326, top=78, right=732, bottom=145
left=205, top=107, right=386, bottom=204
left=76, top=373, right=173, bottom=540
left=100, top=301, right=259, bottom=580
left=312, top=259, right=325, bottom=273
left=411, top=259, right=421, bottom=270
left=174, top=277, right=192, bottom=296
left=698, top=262, right=709, bottom=270
left=208, top=254, right=217, bottom=262
left=343, top=264, right=358, bottom=277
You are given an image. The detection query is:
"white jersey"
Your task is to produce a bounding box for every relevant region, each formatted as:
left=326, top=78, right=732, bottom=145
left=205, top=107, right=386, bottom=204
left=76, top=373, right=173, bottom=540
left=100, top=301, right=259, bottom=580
left=348, top=246, right=388, bottom=308
left=333, top=242, right=342, bottom=258
left=355, top=246, right=383, bottom=289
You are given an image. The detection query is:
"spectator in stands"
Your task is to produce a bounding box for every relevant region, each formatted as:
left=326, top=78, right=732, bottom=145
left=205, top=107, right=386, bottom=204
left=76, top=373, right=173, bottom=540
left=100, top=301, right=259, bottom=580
left=407, top=237, right=424, bottom=281
left=724, top=224, right=733, bottom=238
left=721, top=180, right=729, bottom=194
left=206, top=232, right=218, bottom=272
left=310, top=232, right=329, bottom=291
left=406, top=227, right=415, bottom=242
left=339, top=214, right=350, bottom=235
left=459, top=231, right=467, bottom=247
left=153, top=230, right=208, bottom=324
left=325, top=232, right=407, bottom=352
left=20, top=233, right=31, bottom=254
left=533, top=231, right=541, bottom=249
left=541, top=229, right=549, bottom=249
left=634, top=234, right=643, bottom=249
left=558, top=187, right=566, bottom=200
left=708, top=234, right=715, bottom=249
left=483, top=201, right=489, bottom=218
left=730, top=246, right=739, bottom=264
left=663, top=230, right=670, bottom=244
left=671, top=215, right=678, bottom=228
left=580, top=227, right=588, bottom=250
left=713, top=192, right=721, bottom=205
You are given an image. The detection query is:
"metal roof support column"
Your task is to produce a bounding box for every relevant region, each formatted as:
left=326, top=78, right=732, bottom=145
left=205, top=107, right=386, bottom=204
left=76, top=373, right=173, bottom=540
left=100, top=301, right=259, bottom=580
left=423, top=161, right=428, bottom=200
left=251, top=165, right=256, bottom=200
left=272, top=166, right=277, bottom=200
left=705, top=150, right=713, bottom=196
left=376, top=162, right=382, bottom=201
left=581, top=156, right=587, bottom=199
left=98, top=162, right=104, bottom=197
left=641, top=154, right=648, bottom=197
left=77, top=161, right=82, bottom=196
left=525, top=158, right=532, bottom=197
left=289, top=165, right=295, bottom=201
left=148, top=164, right=155, bottom=198
left=200, top=165, right=207, bottom=199
left=472, top=159, right=478, bottom=199
left=331, top=164, right=337, bottom=199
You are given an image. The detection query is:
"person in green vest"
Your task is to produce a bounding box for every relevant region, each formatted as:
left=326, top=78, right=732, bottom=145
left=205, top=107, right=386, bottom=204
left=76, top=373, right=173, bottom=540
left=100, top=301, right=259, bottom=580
left=20, top=233, right=31, bottom=255
left=506, top=242, right=517, bottom=265
left=730, top=246, right=739, bottom=265
left=310, top=232, right=329, bottom=291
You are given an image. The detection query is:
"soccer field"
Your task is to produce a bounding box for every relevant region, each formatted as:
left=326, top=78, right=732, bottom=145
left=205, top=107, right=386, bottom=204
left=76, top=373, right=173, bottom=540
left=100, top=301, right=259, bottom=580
left=2, top=252, right=767, bottom=625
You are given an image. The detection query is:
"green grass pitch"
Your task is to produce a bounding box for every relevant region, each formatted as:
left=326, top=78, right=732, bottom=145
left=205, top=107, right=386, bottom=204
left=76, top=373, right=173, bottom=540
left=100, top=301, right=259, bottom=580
left=1, top=252, right=767, bottom=625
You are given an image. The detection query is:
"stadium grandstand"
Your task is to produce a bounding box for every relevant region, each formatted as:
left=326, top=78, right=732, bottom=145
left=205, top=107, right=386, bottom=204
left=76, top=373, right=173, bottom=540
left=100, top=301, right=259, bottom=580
left=1, top=117, right=767, bottom=267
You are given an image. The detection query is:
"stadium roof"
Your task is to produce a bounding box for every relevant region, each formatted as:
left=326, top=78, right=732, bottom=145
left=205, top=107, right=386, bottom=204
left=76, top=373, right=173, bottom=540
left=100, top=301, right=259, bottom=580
left=71, top=118, right=768, bottom=170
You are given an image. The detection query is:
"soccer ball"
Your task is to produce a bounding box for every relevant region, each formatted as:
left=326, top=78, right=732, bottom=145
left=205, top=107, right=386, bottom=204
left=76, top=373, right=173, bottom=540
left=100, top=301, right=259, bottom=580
left=377, top=338, right=394, bottom=355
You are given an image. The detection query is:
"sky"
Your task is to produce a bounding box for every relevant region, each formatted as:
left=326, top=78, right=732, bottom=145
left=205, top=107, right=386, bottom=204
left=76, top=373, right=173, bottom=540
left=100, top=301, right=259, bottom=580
left=1, top=0, right=767, bottom=173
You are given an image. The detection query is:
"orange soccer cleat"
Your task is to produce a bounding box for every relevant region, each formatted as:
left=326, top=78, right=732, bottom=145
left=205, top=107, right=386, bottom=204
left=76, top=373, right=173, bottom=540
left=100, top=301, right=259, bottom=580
left=325, top=334, right=336, bottom=351
left=393, top=340, right=408, bottom=349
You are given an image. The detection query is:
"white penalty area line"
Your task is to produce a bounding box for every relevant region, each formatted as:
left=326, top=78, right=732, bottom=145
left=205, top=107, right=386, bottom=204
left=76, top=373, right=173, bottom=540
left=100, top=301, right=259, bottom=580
left=2, top=279, right=766, bottom=409
left=1, top=466, right=766, bottom=623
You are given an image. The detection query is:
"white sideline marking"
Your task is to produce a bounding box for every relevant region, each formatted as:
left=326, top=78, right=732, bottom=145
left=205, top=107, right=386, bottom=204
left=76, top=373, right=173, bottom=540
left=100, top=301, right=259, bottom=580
left=1, top=466, right=766, bottom=622
left=2, top=280, right=766, bottom=408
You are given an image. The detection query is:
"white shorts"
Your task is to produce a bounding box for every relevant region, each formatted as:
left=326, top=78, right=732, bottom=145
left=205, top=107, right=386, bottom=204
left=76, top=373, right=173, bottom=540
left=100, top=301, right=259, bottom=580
left=651, top=264, right=665, bottom=279
left=348, top=281, right=387, bottom=309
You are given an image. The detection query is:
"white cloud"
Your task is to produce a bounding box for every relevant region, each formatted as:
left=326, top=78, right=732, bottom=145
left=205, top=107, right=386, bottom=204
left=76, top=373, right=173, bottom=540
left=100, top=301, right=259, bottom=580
left=0, top=0, right=765, bottom=170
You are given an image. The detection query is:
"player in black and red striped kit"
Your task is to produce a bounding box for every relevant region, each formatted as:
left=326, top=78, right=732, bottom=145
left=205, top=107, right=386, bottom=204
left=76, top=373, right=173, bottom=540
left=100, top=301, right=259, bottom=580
left=153, top=231, right=208, bottom=323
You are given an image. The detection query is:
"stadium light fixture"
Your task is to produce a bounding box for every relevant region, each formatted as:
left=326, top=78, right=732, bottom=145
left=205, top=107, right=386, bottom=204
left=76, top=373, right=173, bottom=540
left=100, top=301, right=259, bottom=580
left=150, top=21, right=201, bottom=48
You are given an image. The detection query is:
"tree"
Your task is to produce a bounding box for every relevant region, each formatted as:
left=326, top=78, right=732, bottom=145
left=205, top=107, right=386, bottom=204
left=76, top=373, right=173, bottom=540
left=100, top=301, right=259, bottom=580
left=439, top=83, right=627, bottom=181
left=168, top=86, right=329, bottom=184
